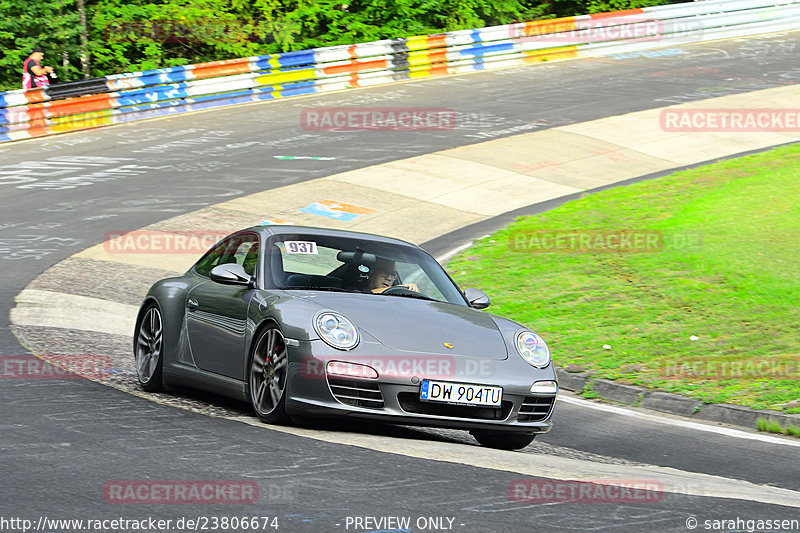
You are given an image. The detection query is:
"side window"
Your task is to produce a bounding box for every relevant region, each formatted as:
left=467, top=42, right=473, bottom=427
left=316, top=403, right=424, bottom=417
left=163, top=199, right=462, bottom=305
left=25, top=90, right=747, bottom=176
left=193, top=233, right=259, bottom=278
left=237, top=240, right=260, bottom=277
left=221, top=233, right=259, bottom=276
left=193, top=240, right=228, bottom=277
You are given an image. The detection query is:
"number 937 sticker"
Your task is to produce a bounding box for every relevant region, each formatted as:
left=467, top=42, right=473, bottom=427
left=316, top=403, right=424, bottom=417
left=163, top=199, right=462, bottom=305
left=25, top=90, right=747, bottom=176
left=284, top=241, right=318, bottom=254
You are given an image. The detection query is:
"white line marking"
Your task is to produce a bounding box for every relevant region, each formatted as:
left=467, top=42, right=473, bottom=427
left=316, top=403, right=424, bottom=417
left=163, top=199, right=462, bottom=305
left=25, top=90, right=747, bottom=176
left=11, top=289, right=138, bottom=337
left=436, top=235, right=490, bottom=264
left=558, top=395, right=800, bottom=447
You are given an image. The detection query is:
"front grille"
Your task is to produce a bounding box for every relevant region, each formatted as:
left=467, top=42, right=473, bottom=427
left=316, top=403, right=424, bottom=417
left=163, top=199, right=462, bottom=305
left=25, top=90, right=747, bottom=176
left=517, top=395, right=556, bottom=422
left=397, top=392, right=512, bottom=420
left=328, top=378, right=384, bottom=409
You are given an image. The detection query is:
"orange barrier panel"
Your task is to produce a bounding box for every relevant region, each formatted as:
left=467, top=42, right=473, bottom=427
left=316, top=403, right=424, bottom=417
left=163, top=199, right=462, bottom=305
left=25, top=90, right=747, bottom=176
left=590, top=8, right=644, bottom=19
left=323, top=59, right=389, bottom=76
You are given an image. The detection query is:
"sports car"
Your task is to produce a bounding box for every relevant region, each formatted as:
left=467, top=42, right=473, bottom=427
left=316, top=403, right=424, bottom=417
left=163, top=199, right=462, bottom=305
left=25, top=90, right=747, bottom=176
left=134, top=225, right=557, bottom=450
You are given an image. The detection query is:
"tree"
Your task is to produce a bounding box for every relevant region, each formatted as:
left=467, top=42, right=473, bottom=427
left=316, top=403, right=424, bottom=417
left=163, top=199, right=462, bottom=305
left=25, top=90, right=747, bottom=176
left=0, top=0, right=83, bottom=89
left=0, top=0, right=677, bottom=92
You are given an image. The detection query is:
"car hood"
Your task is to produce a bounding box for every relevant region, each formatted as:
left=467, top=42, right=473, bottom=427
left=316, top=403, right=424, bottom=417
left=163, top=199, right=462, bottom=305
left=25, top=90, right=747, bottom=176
left=300, top=293, right=508, bottom=359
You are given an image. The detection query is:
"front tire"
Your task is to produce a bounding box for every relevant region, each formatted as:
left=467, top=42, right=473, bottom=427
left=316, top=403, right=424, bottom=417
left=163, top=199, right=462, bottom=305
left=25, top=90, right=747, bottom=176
left=248, top=326, right=289, bottom=424
left=135, top=304, right=164, bottom=392
left=470, top=430, right=535, bottom=450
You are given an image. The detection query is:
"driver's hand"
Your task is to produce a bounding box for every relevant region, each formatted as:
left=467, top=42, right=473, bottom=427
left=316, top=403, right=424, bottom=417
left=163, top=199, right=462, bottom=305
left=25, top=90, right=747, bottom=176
left=400, top=283, right=419, bottom=292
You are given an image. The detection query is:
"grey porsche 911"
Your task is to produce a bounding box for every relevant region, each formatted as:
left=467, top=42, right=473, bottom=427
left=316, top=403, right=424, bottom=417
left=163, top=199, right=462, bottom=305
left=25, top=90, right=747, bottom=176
left=134, top=225, right=557, bottom=450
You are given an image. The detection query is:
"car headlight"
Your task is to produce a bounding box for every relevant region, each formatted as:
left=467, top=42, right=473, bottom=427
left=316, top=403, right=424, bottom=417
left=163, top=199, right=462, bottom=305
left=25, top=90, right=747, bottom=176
left=515, top=331, right=550, bottom=368
left=314, top=312, right=359, bottom=350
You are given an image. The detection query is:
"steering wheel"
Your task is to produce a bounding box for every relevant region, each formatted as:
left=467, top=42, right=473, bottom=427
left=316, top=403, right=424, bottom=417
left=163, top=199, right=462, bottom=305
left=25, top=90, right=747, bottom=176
left=382, top=285, right=417, bottom=295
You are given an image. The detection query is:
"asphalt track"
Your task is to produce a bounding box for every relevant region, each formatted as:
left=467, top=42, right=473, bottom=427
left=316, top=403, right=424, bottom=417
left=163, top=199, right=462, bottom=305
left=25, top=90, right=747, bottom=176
left=2, top=33, right=800, bottom=532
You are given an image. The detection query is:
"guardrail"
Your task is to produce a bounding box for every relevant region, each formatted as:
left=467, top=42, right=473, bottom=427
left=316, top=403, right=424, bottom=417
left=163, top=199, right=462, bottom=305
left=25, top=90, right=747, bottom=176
left=2, top=0, right=799, bottom=143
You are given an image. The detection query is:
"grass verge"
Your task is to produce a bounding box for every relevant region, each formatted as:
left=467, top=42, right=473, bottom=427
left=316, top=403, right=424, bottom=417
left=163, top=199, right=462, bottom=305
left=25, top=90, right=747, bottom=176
left=757, top=418, right=800, bottom=437
left=448, top=143, right=800, bottom=411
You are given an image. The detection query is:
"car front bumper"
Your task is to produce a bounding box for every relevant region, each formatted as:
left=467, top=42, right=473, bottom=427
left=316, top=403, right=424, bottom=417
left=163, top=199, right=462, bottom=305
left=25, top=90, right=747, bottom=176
left=284, top=339, right=557, bottom=434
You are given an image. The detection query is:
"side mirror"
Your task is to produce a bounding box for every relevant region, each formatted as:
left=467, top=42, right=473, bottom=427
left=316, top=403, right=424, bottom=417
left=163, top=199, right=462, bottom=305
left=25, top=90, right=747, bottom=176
left=464, top=288, right=490, bottom=309
left=210, top=263, right=253, bottom=286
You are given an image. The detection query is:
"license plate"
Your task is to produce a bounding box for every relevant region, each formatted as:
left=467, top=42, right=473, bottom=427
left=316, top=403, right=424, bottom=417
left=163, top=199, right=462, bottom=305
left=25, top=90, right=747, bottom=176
left=419, top=380, right=502, bottom=407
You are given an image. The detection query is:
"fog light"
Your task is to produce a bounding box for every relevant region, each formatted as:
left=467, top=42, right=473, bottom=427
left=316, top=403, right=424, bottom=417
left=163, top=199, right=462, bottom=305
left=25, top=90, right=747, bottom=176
left=326, top=361, right=378, bottom=379
left=530, top=380, right=558, bottom=394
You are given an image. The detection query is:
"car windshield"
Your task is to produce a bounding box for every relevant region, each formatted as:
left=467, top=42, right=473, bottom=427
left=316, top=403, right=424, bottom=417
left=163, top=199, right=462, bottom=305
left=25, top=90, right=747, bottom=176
left=264, top=233, right=467, bottom=306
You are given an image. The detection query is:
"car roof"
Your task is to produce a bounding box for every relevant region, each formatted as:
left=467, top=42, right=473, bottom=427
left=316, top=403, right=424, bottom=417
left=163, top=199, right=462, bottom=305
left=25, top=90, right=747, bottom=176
left=248, top=224, right=420, bottom=249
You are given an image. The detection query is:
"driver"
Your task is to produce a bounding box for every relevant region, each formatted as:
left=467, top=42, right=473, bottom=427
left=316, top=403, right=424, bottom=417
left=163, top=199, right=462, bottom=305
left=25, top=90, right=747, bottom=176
left=365, top=259, right=418, bottom=294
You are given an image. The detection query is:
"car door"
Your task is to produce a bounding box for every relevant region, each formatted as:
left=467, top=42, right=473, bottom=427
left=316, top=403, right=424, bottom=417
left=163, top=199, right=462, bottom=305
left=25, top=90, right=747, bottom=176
left=186, top=232, right=260, bottom=380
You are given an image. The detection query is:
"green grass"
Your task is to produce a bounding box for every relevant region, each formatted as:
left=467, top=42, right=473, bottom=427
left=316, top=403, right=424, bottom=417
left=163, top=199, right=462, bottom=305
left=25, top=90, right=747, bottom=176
left=580, top=381, right=599, bottom=399
left=757, top=418, right=800, bottom=436
left=448, top=144, right=800, bottom=411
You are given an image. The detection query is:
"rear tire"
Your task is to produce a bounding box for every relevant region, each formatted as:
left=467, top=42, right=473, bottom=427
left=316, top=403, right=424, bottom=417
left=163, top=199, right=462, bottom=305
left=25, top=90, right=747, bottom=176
left=248, top=326, right=289, bottom=424
left=470, top=430, right=535, bottom=450
left=134, top=304, right=164, bottom=392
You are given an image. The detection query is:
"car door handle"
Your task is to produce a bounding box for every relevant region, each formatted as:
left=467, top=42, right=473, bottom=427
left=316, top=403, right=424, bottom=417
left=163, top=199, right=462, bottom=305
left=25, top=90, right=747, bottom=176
left=187, top=298, right=199, bottom=311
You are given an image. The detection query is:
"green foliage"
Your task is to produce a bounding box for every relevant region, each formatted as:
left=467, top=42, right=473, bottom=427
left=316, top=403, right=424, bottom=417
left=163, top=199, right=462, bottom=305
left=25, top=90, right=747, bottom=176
left=581, top=381, right=599, bottom=399
left=0, top=0, right=83, bottom=90
left=544, top=0, right=671, bottom=16
left=87, top=0, right=294, bottom=76
left=254, top=0, right=529, bottom=51
left=0, top=0, right=676, bottom=91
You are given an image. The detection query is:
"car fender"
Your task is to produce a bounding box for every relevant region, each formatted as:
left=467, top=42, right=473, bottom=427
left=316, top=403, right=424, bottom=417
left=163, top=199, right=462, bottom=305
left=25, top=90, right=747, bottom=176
left=488, top=314, right=557, bottom=381
left=136, top=277, right=197, bottom=371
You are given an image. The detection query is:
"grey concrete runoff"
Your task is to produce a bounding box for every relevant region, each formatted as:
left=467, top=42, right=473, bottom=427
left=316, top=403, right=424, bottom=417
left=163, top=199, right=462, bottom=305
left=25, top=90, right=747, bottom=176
left=556, top=367, right=800, bottom=431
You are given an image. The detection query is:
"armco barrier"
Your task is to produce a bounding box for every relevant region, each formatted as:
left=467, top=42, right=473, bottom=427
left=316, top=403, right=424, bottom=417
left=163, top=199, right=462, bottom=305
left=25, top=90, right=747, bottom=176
left=45, top=77, right=112, bottom=100
left=2, top=0, right=799, bottom=143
